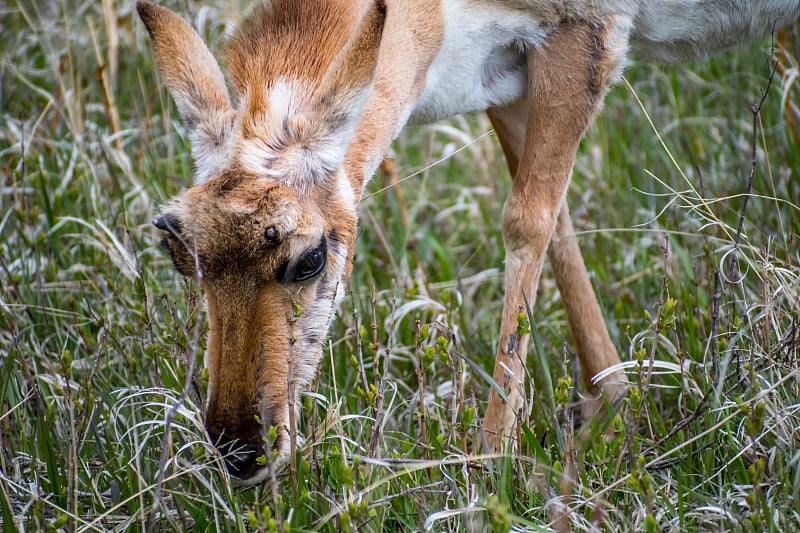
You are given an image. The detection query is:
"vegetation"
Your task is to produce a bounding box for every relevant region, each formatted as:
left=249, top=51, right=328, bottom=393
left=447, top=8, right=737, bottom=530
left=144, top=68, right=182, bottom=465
left=1, top=1, right=798, bottom=531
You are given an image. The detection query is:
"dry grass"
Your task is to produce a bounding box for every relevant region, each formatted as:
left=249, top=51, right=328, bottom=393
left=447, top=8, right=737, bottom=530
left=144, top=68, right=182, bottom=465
left=1, top=1, right=799, bottom=531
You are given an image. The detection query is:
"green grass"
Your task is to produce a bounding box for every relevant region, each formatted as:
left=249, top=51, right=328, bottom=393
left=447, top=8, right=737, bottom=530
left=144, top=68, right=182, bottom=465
left=2, top=1, right=799, bottom=531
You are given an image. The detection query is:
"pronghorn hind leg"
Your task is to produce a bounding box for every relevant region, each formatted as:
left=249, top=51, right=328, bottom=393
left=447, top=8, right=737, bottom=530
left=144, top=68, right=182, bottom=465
left=483, top=17, right=630, bottom=452
left=548, top=200, right=630, bottom=419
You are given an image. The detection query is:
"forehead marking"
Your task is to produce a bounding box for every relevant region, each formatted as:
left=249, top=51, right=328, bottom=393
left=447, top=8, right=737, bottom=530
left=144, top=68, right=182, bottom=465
left=237, top=77, right=363, bottom=190
left=269, top=78, right=306, bottom=122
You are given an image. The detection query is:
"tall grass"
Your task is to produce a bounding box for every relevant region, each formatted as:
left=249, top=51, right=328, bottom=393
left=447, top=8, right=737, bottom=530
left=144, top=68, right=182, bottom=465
left=1, top=0, right=798, bottom=531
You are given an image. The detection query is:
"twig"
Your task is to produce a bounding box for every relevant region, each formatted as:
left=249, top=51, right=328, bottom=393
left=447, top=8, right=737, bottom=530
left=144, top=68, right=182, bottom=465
left=288, top=299, right=299, bottom=498
left=652, top=386, right=714, bottom=447
left=350, top=290, right=370, bottom=394
left=732, top=45, right=779, bottom=252
left=146, top=235, right=205, bottom=533
left=145, top=283, right=203, bottom=533
left=414, top=320, right=428, bottom=449
left=368, top=285, right=397, bottom=463
left=709, top=269, right=722, bottom=380
left=367, top=286, right=381, bottom=465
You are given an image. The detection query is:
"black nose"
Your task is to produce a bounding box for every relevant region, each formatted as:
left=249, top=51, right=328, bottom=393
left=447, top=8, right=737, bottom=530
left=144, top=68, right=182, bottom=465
left=222, top=442, right=263, bottom=476
left=209, top=432, right=266, bottom=480
left=152, top=213, right=181, bottom=234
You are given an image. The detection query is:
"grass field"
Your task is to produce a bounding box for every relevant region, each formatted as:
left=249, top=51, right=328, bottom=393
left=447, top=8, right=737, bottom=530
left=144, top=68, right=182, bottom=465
left=2, top=1, right=799, bottom=531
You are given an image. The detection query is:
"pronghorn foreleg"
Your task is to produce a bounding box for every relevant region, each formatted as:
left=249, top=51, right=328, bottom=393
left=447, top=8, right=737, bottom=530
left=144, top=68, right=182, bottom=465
left=484, top=16, right=630, bottom=451
left=488, top=97, right=629, bottom=431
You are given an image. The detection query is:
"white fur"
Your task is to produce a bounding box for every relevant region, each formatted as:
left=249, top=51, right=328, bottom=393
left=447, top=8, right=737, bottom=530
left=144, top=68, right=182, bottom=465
left=237, top=80, right=373, bottom=188
left=238, top=134, right=344, bottom=188
left=410, top=0, right=547, bottom=124
left=408, top=0, right=800, bottom=124
left=189, top=109, right=237, bottom=185
left=335, top=168, right=356, bottom=209
left=269, top=78, right=305, bottom=119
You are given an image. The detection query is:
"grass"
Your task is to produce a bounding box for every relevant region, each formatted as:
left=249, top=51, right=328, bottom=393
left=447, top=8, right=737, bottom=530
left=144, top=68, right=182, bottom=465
left=1, top=0, right=799, bottom=531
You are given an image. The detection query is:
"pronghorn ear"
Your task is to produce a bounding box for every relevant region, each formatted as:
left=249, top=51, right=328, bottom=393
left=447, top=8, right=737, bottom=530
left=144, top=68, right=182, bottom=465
left=300, top=4, right=387, bottom=182
left=302, top=4, right=389, bottom=184
left=314, top=2, right=386, bottom=140
left=137, top=0, right=232, bottom=123
left=138, top=0, right=235, bottom=183
left=321, top=2, right=386, bottom=99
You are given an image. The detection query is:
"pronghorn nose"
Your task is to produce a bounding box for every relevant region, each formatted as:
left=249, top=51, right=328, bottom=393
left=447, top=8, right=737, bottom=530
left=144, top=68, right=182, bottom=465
left=210, top=431, right=266, bottom=480
left=152, top=213, right=181, bottom=234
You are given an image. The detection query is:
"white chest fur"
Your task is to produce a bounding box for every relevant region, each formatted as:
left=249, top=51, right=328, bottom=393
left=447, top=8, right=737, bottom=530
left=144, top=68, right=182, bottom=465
left=409, top=0, right=545, bottom=124
left=407, top=0, right=800, bottom=124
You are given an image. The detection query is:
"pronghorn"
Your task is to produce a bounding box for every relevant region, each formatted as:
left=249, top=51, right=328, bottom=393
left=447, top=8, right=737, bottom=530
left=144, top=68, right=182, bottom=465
left=138, top=0, right=800, bottom=484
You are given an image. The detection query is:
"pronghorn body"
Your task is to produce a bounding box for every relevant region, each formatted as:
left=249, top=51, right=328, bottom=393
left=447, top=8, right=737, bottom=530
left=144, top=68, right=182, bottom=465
left=138, top=0, right=800, bottom=484
left=393, top=0, right=800, bottom=126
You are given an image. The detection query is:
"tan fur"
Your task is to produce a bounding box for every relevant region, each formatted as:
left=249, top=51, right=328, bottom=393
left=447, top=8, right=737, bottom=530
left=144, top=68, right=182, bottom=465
left=344, top=1, right=445, bottom=197
left=483, top=18, right=629, bottom=447
left=488, top=100, right=628, bottom=415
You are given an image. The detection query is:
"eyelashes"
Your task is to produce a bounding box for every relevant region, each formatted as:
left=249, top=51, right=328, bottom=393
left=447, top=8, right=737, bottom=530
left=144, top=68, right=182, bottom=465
left=291, top=237, right=327, bottom=283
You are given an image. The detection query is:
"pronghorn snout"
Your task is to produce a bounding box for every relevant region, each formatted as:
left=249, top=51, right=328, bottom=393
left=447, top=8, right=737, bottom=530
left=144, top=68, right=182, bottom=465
left=206, top=421, right=268, bottom=483
left=152, top=213, right=181, bottom=234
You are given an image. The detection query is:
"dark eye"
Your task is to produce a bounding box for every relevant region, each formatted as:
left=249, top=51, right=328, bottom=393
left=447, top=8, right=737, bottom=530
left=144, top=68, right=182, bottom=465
left=292, top=238, right=327, bottom=282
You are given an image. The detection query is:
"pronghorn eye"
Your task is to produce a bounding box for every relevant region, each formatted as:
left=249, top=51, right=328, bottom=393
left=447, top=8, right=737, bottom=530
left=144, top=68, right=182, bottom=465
left=292, top=237, right=327, bottom=282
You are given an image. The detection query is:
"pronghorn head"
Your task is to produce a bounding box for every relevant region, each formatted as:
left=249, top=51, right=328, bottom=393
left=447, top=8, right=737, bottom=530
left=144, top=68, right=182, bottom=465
left=138, top=0, right=385, bottom=484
